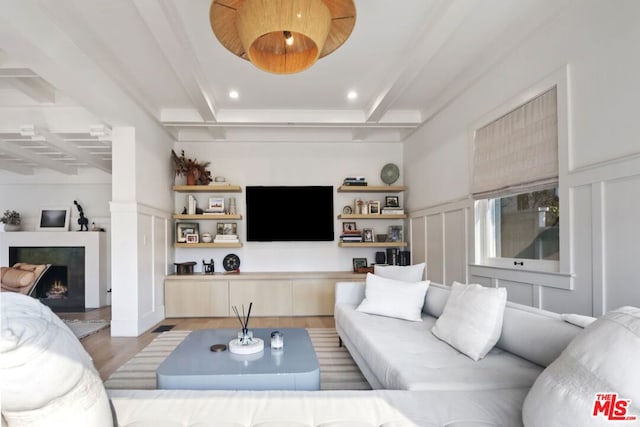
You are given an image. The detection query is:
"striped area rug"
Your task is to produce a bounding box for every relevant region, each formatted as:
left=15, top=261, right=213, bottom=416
left=104, top=328, right=370, bottom=391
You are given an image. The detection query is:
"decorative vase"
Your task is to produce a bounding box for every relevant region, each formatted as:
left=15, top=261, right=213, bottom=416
left=238, top=328, right=254, bottom=345
left=186, top=169, right=199, bottom=186
left=3, top=224, right=20, bottom=232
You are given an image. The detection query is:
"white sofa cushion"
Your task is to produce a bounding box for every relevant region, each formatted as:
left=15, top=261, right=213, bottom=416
left=432, top=282, right=507, bottom=361
left=335, top=303, right=543, bottom=391
left=523, top=306, right=640, bottom=427
left=108, top=388, right=528, bottom=427
left=356, top=273, right=429, bottom=321
left=374, top=262, right=425, bottom=282
left=0, top=292, right=113, bottom=427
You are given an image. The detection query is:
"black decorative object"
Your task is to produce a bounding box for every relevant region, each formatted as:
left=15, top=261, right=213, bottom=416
left=375, top=251, right=386, bottom=264
left=175, top=261, right=196, bottom=275
left=202, top=259, right=215, bottom=274
left=223, top=253, right=240, bottom=272
left=73, top=200, right=89, bottom=231
left=399, top=251, right=411, bottom=266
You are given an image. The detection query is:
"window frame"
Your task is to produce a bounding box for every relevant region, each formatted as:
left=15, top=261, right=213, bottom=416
left=470, top=66, right=571, bottom=282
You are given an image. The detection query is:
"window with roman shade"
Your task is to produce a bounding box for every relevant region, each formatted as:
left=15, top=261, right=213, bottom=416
left=472, top=86, right=558, bottom=199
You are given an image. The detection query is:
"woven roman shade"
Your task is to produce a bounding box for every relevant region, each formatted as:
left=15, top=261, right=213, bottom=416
left=472, top=87, right=558, bottom=199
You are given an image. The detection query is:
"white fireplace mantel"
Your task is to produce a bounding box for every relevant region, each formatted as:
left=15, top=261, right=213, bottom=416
left=0, top=231, right=108, bottom=308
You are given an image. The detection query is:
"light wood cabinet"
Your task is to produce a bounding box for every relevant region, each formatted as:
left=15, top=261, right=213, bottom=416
left=165, top=279, right=229, bottom=317
left=291, top=278, right=336, bottom=316
left=164, top=272, right=364, bottom=317
left=229, top=280, right=293, bottom=316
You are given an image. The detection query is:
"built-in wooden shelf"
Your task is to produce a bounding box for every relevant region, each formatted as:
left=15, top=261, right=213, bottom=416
left=173, top=214, right=243, bottom=220
left=173, top=185, right=242, bottom=193
left=174, top=242, right=243, bottom=248
left=338, top=241, right=408, bottom=248
left=338, top=214, right=407, bottom=220
left=337, top=185, right=406, bottom=193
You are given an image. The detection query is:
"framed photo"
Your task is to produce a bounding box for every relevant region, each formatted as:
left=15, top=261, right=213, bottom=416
left=352, top=258, right=368, bottom=272
left=217, top=222, right=237, bottom=235
left=185, top=233, right=199, bottom=244
left=385, top=196, right=400, bottom=208
left=362, top=228, right=374, bottom=242
left=176, top=222, right=199, bottom=243
left=342, top=222, right=357, bottom=233
left=37, top=207, right=70, bottom=231
left=208, top=197, right=225, bottom=212
left=368, top=201, right=380, bottom=215
left=388, top=225, right=403, bottom=242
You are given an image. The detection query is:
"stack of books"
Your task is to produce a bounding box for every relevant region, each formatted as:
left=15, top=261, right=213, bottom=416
left=343, top=177, right=367, bottom=186
left=214, top=234, right=239, bottom=244
left=340, top=230, right=363, bottom=243
left=381, top=207, right=405, bottom=215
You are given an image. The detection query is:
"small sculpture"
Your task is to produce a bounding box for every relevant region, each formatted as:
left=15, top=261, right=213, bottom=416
left=73, top=200, right=89, bottom=231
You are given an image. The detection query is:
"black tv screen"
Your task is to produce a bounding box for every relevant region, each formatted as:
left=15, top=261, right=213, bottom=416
left=246, top=186, right=334, bottom=242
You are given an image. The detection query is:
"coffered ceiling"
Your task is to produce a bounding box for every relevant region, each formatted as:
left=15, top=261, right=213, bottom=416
left=0, top=0, right=572, bottom=174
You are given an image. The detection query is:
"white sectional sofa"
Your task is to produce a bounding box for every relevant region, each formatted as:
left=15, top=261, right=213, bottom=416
left=335, top=281, right=584, bottom=392
left=3, top=280, right=640, bottom=427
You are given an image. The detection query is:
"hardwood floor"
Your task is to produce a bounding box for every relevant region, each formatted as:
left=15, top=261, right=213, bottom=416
left=60, top=307, right=335, bottom=381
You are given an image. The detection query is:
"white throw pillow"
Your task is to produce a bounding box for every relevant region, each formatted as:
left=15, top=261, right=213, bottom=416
left=431, top=282, right=507, bottom=361
left=0, top=292, right=113, bottom=427
left=374, top=262, right=425, bottom=282
left=356, top=273, right=430, bottom=321
left=523, top=306, right=640, bottom=427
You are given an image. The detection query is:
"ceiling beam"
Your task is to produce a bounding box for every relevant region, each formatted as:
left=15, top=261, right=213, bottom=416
left=133, top=0, right=218, bottom=122
left=0, top=139, right=77, bottom=174
left=364, top=0, right=475, bottom=122
left=35, top=1, right=161, bottom=121
left=39, top=130, right=111, bottom=173
left=7, top=76, right=56, bottom=103
left=0, top=158, right=33, bottom=175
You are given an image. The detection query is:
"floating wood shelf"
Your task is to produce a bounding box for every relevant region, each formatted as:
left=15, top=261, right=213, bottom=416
left=338, top=214, right=407, bottom=220
left=338, top=242, right=408, bottom=248
left=173, top=214, right=242, bottom=220
left=175, top=242, right=243, bottom=248
left=173, top=185, right=242, bottom=193
left=337, top=185, right=406, bottom=193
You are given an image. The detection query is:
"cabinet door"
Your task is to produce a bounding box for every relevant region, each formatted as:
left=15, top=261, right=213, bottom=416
left=229, top=280, right=292, bottom=316
left=165, top=279, right=229, bottom=317
left=291, top=279, right=336, bottom=316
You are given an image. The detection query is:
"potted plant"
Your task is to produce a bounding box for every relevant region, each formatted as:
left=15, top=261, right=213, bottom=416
left=171, top=150, right=213, bottom=185
left=1, top=210, right=21, bottom=231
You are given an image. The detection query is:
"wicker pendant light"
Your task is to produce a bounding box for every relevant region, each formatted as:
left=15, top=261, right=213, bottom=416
left=210, top=0, right=356, bottom=74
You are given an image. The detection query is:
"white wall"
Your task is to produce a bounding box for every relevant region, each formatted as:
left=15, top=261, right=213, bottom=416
left=174, top=141, right=402, bottom=272
left=404, top=0, right=640, bottom=316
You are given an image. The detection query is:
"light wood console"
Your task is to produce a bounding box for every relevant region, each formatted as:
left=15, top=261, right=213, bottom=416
left=164, top=271, right=366, bottom=318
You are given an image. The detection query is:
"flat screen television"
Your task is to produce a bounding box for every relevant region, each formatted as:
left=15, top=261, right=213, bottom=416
left=246, top=186, right=334, bottom=242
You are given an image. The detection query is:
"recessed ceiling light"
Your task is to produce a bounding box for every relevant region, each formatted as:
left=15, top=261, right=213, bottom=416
left=347, top=91, right=358, bottom=100
left=229, top=90, right=239, bottom=99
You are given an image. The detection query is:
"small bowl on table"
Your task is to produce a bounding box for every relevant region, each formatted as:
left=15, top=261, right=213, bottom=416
left=376, top=234, right=387, bottom=242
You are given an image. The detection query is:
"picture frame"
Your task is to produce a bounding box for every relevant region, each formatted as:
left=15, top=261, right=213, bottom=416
left=185, top=233, right=199, bottom=244
left=208, top=197, right=225, bottom=213
left=37, top=207, right=71, bottom=231
left=388, top=225, right=403, bottom=242
left=176, top=222, right=199, bottom=243
left=368, top=201, right=380, bottom=215
left=352, top=257, right=368, bottom=272
left=385, top=196, right=400, bottom=207
left=362, top=228, right=374, bottom=242
left=342, top=222, right=357, bottom=233
left=217, top=222, right=237, bottom=235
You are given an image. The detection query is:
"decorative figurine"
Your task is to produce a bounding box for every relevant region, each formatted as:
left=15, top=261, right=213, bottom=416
left=73, top=200, right=89, bottom=231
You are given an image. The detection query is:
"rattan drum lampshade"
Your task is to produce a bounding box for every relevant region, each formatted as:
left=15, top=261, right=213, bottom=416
left=210, top=0, right=356, bottom=74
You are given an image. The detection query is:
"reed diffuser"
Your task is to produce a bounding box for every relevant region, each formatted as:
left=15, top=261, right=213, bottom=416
left=232, top=302, right=253, bottom=345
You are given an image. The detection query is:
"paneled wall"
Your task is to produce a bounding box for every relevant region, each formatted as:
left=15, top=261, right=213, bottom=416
left=404, top=0, right=640, bottom=316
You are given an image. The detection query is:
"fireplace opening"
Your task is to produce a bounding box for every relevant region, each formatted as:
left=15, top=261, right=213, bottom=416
left=9, top=246, right=85, bottom=311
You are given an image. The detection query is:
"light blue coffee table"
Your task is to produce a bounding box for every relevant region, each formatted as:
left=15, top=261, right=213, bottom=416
left=156, top=328, right=320, bottom=390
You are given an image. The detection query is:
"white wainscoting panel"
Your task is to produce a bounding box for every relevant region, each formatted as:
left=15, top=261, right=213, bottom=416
left=444, top=209, right=467, bottom=285
left=602, top=174, right=640, bottom=312
left=426, top=214, right=444, bottom=284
